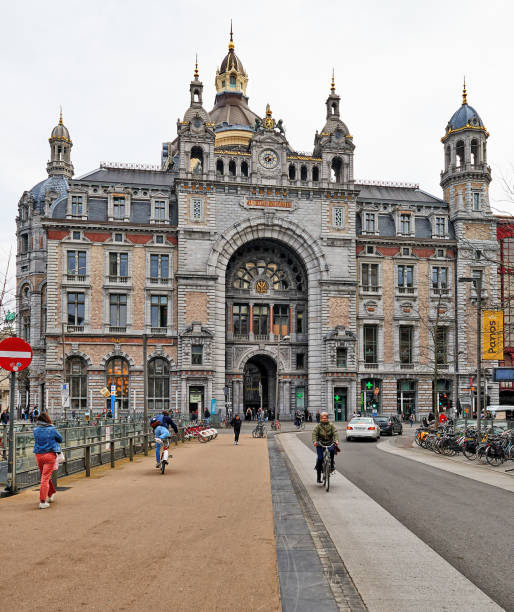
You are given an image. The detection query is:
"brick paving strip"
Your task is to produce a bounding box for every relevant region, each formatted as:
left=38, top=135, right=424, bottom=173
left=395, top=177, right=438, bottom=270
left=0, top=435, right=280, bottom=612
left=268, top=435, right=367, bottom=611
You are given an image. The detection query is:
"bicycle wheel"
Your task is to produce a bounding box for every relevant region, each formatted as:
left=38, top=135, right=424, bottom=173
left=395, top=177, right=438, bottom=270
left=252, top=430, right=257, bottom=438
left=324, top=458, right=330, bottom=492
left=160, top=459, right=166, bottom=474
left=485, top=447, right=504, bottom=466
left=462, top=441, right=477, bottom=460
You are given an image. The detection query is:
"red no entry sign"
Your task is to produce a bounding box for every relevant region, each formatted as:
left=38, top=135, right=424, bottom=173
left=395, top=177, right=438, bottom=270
left=0, top=337, right=33, bottom=372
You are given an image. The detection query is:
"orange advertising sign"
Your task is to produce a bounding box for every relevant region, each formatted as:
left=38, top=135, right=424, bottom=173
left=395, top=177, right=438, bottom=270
left=482, top=310, right=503, bottom=361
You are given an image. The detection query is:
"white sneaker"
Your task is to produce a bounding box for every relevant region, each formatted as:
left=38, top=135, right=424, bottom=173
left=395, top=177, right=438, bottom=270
left=39, top=502, right=50, bottom=509
left=47, top=494, right=55, bottom=503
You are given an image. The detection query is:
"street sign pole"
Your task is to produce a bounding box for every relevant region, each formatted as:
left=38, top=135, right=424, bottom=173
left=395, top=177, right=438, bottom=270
left=2, top=372, right=16, bottom=495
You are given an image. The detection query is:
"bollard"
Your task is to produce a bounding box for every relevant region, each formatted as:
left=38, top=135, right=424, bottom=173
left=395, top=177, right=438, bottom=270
left=129, top=437, right=134, bottom=461
left=110, top=441, right=115, bottom=468
left=85, top=445, right=91, bottom=477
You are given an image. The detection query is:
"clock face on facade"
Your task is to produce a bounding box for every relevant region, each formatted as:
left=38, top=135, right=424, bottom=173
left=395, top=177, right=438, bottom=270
left=259, top=149, right=279, bottom=169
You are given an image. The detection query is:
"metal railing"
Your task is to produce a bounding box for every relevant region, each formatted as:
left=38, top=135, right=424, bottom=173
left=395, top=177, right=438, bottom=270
left=1, top=422, right=185, bottom=492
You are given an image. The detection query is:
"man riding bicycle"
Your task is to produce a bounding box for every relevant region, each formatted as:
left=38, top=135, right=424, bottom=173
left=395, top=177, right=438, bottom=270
left=312, top=411, right=339, bottom=483
left=150, top=412, right=177, bottom=469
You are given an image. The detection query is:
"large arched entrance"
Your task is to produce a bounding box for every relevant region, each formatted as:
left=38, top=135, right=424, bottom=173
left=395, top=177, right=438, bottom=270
left=243, top=354, right=276, bottom=418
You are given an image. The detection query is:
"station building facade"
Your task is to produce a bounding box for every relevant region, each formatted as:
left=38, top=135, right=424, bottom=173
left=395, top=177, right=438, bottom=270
left=15, top=35, right=499, bottom=420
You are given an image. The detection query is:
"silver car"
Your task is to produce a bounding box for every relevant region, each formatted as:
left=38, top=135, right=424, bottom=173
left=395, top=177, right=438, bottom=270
left=346, top=417, right=381, bottom=441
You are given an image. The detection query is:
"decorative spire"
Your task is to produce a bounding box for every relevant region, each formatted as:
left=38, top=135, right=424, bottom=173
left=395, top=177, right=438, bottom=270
left=228, top=19, right=234, bottom=50
left=331, top=69, right=335, bottom=93
left=462, top=77, right=468, bottom=105
left=266, top=103, right=272, bottom=117
left=194, top=54, right=199, bottom=79
left=59, top=106, right=63, bottom=125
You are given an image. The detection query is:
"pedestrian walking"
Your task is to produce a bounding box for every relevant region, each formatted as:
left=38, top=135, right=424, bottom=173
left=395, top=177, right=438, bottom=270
left=204, top=408, right=210, bottom=425
left=1, top=409, right=8, bottom=425
left=315, top=411, right=320, bottom=423
left=33, top=413, right=63, bottom=509
left=408, top=413, right=414, bottom=427
left=231, top=414, right=242, bottom=445
left=245, top=407, right=252, bottom=421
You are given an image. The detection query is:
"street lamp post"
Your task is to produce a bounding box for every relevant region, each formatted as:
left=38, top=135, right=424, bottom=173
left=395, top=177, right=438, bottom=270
left=275, top=333, right=290, bottom=419
left=459, top=275, right=483, bottom=432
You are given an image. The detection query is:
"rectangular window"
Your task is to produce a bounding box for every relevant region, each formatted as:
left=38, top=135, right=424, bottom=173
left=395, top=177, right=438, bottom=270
left=67, top=292, right=85, bottom=325
left=154, top=200, right=166, bottom=220
left=67, top=251, right=86, bottom=276
left=363, top=325, right=378, bottom=363
left=113, top=196, right=126, bottom=219
left=109, top=253, right=128, bottom=278
left=21, top=234, right=29, bottom=253
left=109, top=294, right=127, bottom=327
left=364, top=212, right=375, bottom=233
left=435, top=326, right=448, bottom=365
left=233, top=304, right=249, bottom=335
left=71, top=195, right=83, bottom=216
left=435, top=217, right=446, bottom=236
left=151, top=295, right=168, bottom=327
left=333, top=207, right=344, bottom=227
left=397, top=265, right=414, bottom=289
left=399, top=326, right=413, bottom=364
left=336, top=347, right=347, bottom=367
left=473, top=192, right=481, bottom=211
left=296, top=309, right=305, bottom=334
left=361, top=263, right=379, bottom=291
left=432, top=266, right=448, bottom=290
left=72, top=231, right=81, bottom=240
left=191, top=345, right=203, bottom=365
left=253, top=305, right=269, bottom=336
left=273, top=304, right=289, bottom=336
left=192, top=198, right=203, bottom=220
left=399, top=214, right=411, bottom=234
left=296, top=353, right=305, bottom=369
left=366, top=245, right=375, bottom=255
left=472, top=269, right=483, bottom=290
left=150, top=254, right=169, bottom=280
left=437, top=248, right=445, bottom=258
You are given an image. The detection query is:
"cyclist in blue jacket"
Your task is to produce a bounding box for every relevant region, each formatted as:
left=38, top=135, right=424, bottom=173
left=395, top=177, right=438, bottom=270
left=151, top=420, right=172, bottom=468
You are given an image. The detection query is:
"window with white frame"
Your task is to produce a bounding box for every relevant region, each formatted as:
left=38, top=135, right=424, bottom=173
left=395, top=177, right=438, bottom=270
left=150, top=254, right=170, bottom=281
left=67, top=292, right=85, bottom=326
left=109, top=294, right=127, bottom=327
left=333, top=207, right=344, bottom=228
left=361, top=263, right=379, bottom=291
left=67, top=251, right=86, bottom=277
left=109, top=253, right=129, bottom=280
left=472, top=192, right=481, bottom=211
left=432, top=266, right=448, bottom=292
left=435, top=217, right=446, bottom=236
left=151, top=295, right=168, bottom=328
left=192, top=198, right=203, bottom=220
left=399, top=214, right=411, bottom=234
left=153, top=199, right=167, bottom=222
left=397, top=265, right=414, bottom=292
left=364, top=212, right=376, bottom=233
left=113, top=196, right=126, bottom=220
left=71, top=195, right=84, bottom=217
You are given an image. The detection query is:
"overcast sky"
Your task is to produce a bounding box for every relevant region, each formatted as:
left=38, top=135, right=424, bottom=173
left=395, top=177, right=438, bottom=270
left=1, top=0, right=513, bottom=304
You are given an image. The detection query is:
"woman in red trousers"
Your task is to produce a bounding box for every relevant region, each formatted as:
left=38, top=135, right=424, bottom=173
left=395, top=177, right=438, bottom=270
left=33, top=413, right=63, bottom=509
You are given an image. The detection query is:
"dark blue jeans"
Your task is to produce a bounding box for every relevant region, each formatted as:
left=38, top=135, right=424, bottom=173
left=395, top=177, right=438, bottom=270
left=316, top=445, right=335, bottom=469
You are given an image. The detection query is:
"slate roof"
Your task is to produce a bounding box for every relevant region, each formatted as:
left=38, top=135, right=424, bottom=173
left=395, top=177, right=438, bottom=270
left=31, top=175, right=69, bottom=211
left=210, top=92, right=260, bottom=129
left=355, top=184, right=445, bottom=205
left=75, top=167, right=172, bottom=188
left=448, top=104, right=484, bottom=130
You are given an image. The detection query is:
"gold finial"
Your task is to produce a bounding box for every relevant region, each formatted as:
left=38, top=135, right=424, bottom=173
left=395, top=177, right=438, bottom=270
left=331, top=69, right=335, bottom=93
left=462, top=77, right=467, bottom=105
left=194, top=53, right=199, bottom=79
left=266, top=103, right=272, bottom=117
left=59, top=106, right=63, bottom=125
left=228, top=19, right=234, bottom=50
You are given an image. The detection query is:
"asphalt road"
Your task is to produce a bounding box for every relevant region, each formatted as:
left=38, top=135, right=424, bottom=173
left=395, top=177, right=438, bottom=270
left=298, top=432, right=514, bottom=612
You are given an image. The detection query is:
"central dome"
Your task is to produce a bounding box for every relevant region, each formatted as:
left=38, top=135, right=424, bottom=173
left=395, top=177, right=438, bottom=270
left=448, top=104, right=483, bottom=130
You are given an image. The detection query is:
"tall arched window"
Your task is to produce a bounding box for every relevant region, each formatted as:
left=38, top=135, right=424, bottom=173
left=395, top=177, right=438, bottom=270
left=190, top=146, right=203, bottom=174
left=148, top=357, right=170, bottom=413
left=300, top=166, right=308, bottom=181
left=66, top=356, right=88, bottom=412
left=241, top=161, right=249, bottom=177
left=312, top=166, right=319, bottom=182
left=471, top=139, right=479, bottom=165
left=455, top=141, right=465, bottom=167
left=229, top=160, right=236, bottom=177
left=288, top=164, right=296, bottom=180
left=216, top=159, right=224, bottom=176
left=331, top=157, right=343, bottom=183
left=445, top=146, right=451, bottom=170
left=105, top=357, right=129, bottom=412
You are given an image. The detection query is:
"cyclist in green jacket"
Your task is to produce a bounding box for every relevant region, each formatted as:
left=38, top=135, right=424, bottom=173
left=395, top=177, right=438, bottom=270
left=312, top=412, right=339, bottom=483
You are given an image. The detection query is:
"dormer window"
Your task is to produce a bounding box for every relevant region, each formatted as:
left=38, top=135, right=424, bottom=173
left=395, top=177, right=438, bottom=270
left=230, top=75, right=236, bottom=88
left=399, top=214, right=411, bottom=235
left=364, top=213, right=376, bottom=233
left=113, top=196, right=125, bottom=219
left=72, top=196, right=83, bottom=216
left=435, top=217, right=446, bottom=237
left=108, top=193, right=131, bottom=221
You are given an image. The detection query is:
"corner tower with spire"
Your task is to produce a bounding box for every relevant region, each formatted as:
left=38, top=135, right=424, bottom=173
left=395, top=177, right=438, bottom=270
left=47, top=109, right=74, bottom=179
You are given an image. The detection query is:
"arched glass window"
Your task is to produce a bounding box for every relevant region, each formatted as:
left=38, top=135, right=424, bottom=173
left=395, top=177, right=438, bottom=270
left=455, top=141, right=464, bottom=168
left=230, top=75, right=236, bottom=87
left=229, top=160, right=236, bottom=177
left=148, top=357, right=170, bottom=413
left=300, top=166, right=308, bottom=181
left=105, top=357, right=129, bottom=412
left=189, top=146, right=203, bottom=173
left=216, top=159, right=224, bottom=176
left=66, top=357, right=87, bottom=412
left=241, top=161, right=249, bottom=177
left=232, top=253, right=305, bottom=292
left=312, top=166, right=319, bottom=182
left=288, top=164, right=296, bottom=180
left=470, top=139, right=479, bottom=165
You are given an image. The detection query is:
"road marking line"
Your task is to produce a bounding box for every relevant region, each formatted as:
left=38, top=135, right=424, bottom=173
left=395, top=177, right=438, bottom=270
left=280, top=434, right=502, bottom=612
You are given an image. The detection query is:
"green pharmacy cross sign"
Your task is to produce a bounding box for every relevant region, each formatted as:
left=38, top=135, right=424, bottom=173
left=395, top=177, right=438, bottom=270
left=365, top=381, right=373, bottom=389
left=4, top=311, right=16, bottom=323
left=296, top=391, right=304, bottom=399
left=334, top=394, right=340, bottom=401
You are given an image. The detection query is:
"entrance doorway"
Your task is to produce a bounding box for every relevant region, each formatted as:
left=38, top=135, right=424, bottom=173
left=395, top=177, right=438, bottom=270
left=333, top=387, right=347, bottom=421
left=189, top=386, right=204, bottom=419
left=243, top=355, right=276, bottom=419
